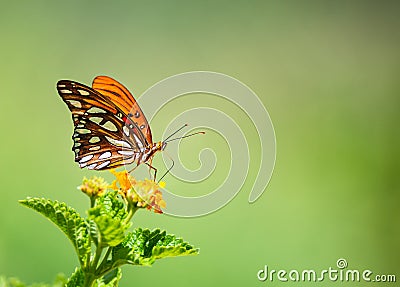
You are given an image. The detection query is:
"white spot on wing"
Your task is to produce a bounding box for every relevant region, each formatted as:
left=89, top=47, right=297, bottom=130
left=76, top=128, right=91, bottom=134
left=78, top=89, right=90, bottom=96
left=87, top=163, right=97, bottom=170
left=67, top=100, right=82, bottom=108
left=60, top=89, right=72, bottom=94
left=105, top=136, right=131, bottom=148
left=98, top=151, right=112, bottom=159
left=89, top=117, right=103, bottom=124
left=133, top=134, right=143, bottom=148
left=89, top=117, right=117, bottom=132
left=58, top=84, right=66, bottom=88
left=89, top=146, right=101, bottom=151
left=123, top=126, right=129, bottom=137
left=96, top=161, right=110, bottom=170
left=79, top=154, right=93, bottom=163
left=89, top=137, right=100, bottom=143
left=103, top=121, right=118, bottom=132
left=118, top=150, right=135, bottom=156
left=87, top=107, right=106, bottom=114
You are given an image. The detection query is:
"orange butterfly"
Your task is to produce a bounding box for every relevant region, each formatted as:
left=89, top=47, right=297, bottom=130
left=57, top=76, right=202, bottom=179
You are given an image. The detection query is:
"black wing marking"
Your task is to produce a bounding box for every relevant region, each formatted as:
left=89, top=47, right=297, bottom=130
left=57, top=80, right=147, bottom=170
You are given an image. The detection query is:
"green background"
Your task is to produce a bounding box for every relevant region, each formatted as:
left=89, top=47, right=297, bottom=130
left=1, top=1, right=399, bottom=286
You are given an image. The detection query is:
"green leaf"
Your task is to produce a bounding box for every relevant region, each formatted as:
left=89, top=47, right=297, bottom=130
left=19, top=198, right=91, bottom=267
left=95, top=268, right=122, bottom=287
left=90, top=215, right=126, bottom=247
left=64, top=267, right=121, bottom=287
left=88, top=192, right=130, bottom=247
left=88, top=220, right=99, bottom=246
left=66, top=268, right=85, bottom=287
left=111, top=228, right=199, bottom=267
left=0, top=274, right=67, bottom=287
left=92, top=191, right=127, bottom=220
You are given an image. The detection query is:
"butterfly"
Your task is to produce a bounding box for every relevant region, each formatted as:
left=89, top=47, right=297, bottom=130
left=56, top=76, right=171, bottom=179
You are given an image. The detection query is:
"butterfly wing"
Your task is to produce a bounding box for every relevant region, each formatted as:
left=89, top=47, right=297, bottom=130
left=92, top=76, right=153, bottom=145
left=56, top=79, right=148, bottom=170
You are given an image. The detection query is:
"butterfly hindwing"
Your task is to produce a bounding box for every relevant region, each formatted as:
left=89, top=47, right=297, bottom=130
left=71, top=113, right=141, bottom=170
left=57, top=79, right=149, bottom=170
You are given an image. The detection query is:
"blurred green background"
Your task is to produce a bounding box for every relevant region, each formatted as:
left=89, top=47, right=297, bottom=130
left=1, top=1, right=399, bottom=286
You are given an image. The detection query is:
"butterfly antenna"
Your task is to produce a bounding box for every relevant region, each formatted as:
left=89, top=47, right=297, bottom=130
left=165, top=131, right=205, bottom=143
left=158, top=152, right=175, bottom=183
left=163, top=124, right=188, bottom=142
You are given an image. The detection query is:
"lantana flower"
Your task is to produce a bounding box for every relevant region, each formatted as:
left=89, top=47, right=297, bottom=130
left=110, top=169, right=136, bottom=194
left=109, top=169, right=166, bottom=213
left=78, top=176, right=108, bottom=198
left=134, top=179, right=167, bottom=214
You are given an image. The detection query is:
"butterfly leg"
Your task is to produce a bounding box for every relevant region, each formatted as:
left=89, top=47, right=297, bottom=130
left=145, top=162, right=157, bottom=181
left=158, top=153, right=174, bottom=182
left=128, top=164, right=140, bottom=174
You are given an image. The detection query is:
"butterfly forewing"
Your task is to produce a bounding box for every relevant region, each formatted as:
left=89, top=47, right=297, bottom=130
left=92, top=76, right=153, bottom=145
left=57, top=78, right=150, bottom=170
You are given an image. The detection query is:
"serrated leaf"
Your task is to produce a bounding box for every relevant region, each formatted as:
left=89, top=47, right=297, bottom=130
left=91, top=215, right=127, bottom=247
left=19, top=198, right=91, bottom=267
left=88, top=192, right=130, bottom=247
left=66, top=268, right=85, bottom=287
left=91, top=192, right=127, bottom=220
left=88, top=220, right=99, bottom=246
left=111, top=228, right=198, bottom=267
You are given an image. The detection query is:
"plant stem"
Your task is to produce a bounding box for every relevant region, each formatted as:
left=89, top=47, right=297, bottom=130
left=97, top=247, right=113, bottom=273
left=92, top=243, right=104, bottom=272
left=85, top=251, right=91, bottom=271
left=84, top=273, right=96, bottom=287
left=125, top=205, right=138, bottom=224
left=90, top=197, right=96, bottom=208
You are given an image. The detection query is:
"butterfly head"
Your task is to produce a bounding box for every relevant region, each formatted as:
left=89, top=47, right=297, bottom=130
left=154, top=141, right=167, bottom=151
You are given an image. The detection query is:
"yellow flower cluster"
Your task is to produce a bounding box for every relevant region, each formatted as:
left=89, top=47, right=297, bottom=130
left=110, top=169, right=166, bottom=214
left=78, top=176, right=108, bottom=198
